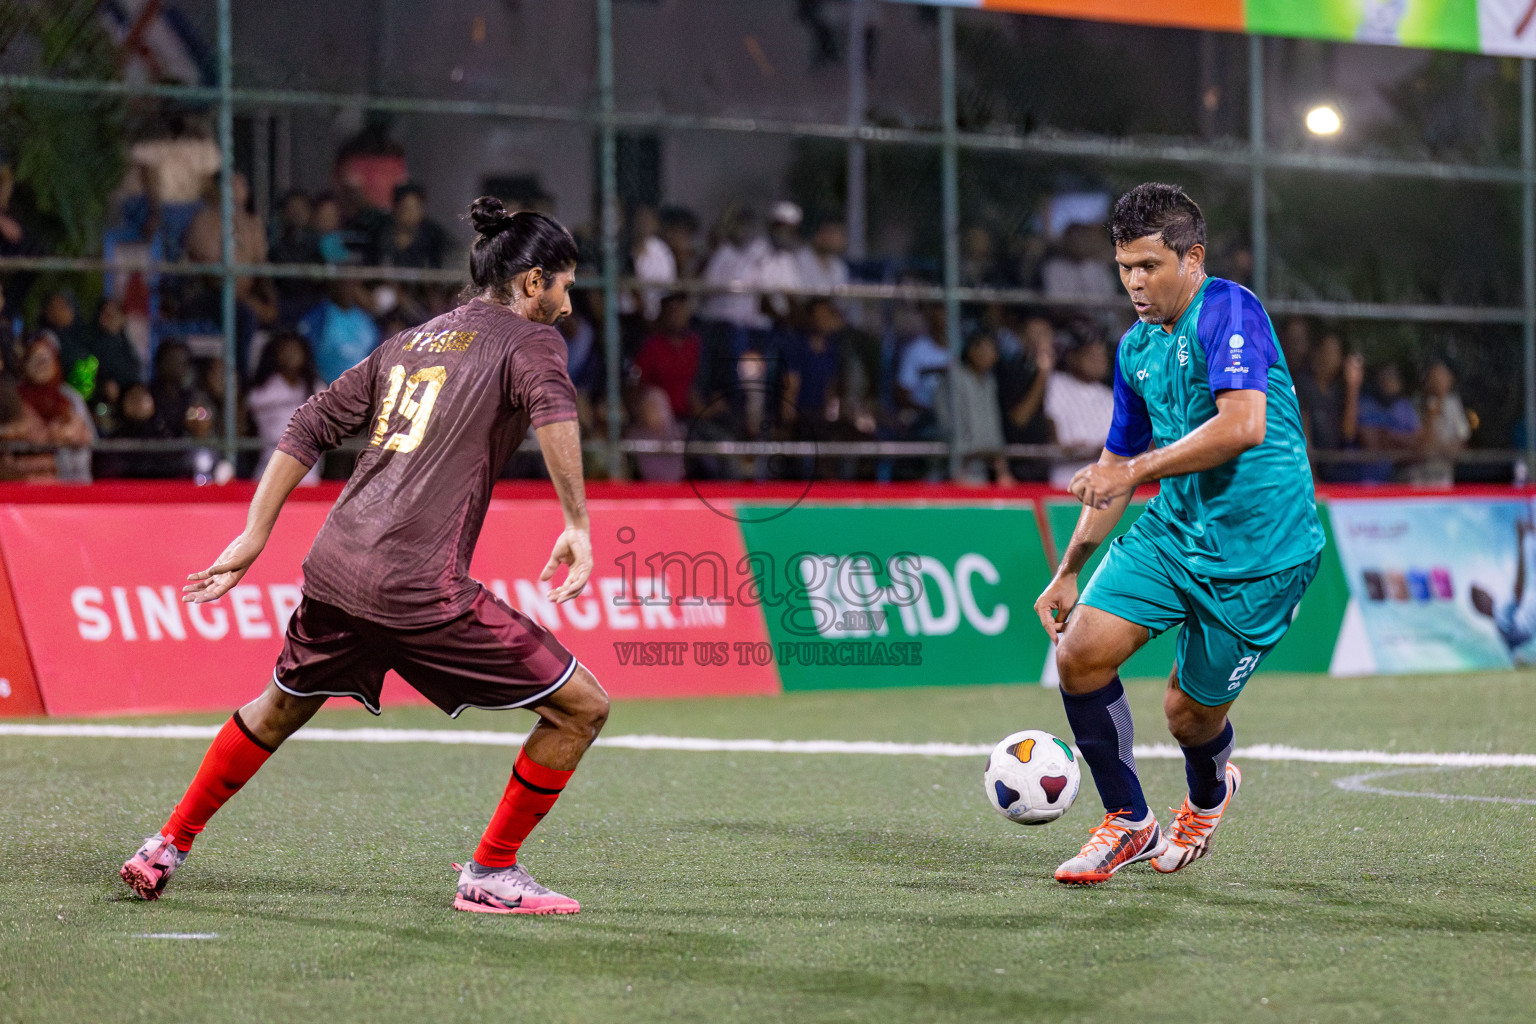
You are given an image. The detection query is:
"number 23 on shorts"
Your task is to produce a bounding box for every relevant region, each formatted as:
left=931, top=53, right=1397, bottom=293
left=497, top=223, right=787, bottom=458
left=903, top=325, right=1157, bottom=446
left=371, top=364, right=447, bottom=453
left=1227, top=653, right=1260, bottom=691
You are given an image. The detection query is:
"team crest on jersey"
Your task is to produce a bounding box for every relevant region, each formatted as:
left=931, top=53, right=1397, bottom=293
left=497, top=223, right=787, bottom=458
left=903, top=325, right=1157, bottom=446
left=1177, top=336, right=1189, bottom=366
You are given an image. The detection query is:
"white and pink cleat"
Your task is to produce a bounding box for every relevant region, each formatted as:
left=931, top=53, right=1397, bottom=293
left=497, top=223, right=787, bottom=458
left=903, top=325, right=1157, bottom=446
left=452, top=861, right=580, bottom=915
left=120, top=834, right=188, bottom=900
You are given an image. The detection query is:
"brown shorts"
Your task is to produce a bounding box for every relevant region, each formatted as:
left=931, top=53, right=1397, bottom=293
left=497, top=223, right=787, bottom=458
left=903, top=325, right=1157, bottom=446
left=273, top=589, right=577, bottom=717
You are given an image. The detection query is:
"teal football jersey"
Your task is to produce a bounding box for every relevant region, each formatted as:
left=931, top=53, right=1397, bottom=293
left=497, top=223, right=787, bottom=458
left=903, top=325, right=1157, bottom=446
left=1105, top=277, right=1324, bottom=579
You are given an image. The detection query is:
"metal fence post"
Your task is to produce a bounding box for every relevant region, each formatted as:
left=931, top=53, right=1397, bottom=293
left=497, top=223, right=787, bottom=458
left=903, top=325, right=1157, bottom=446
left=597, top=0, right=622, bottom=480
left=217, top=0, right=238, bottom=468
left=846, top=0, right=868, bottom=261
left=1522, top=58, right=1535, bottom=481
left=1249, top=33, right=1268, bottom=300
left=939, top=5, right=960, bottom=481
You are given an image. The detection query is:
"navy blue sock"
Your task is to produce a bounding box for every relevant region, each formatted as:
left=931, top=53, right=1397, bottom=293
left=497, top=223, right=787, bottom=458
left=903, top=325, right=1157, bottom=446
left=1059, top=676, right=1148, bottom=821
left=1182, top=719, right=1235, bottom=810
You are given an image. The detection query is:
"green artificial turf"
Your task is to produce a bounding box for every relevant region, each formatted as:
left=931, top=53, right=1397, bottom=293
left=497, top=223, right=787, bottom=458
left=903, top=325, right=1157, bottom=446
left=2, top=672, right=1534, bottom=1023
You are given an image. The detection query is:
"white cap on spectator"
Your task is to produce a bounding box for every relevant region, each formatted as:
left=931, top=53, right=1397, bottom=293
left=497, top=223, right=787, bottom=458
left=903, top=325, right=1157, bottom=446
left=770, top=201, right=803, bottom=227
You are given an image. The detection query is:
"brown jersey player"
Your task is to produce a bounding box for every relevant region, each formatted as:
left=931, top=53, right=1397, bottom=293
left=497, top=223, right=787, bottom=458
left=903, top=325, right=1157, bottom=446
left=120, top=199, right=608, bottom=915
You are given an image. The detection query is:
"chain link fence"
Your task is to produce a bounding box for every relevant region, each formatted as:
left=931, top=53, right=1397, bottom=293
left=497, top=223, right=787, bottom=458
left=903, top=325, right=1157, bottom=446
left=0, top=0, right=1532, bottom=485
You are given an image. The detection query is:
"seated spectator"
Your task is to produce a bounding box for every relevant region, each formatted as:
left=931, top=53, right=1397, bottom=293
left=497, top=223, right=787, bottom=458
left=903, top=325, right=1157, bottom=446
left=377, top=183, right=448, bottom=269
left=269, top=189, right=319, bottom=264
left=1041, top=223, right=1120, bottom=339
left=1406, top=358, right=1472, bottom=487
left=1357, top=362, right=1421, bottom=484
left=312, top=192, right=358, bottom=265
left=625, top=386, right=685, bottom=483
left=633, top=294, right=701, bottom=420
left=61, top=298, right=143, bottom=408
left=18, top=335, right=93, bottom=482
left=622, top=205, right=677, bottom=324
left=38, top=290, right=85, bottom=355
left=199, top=354, right=236, bottom=426
left=1279, top=316, right=1313, bottom=371
left=1295, top=332, right=1363, bottom=481
left=183, top=172, right=278, bottom=372
left=0, top=341, right=53, bottom=481
left=700, top=206, right=774, bottom=349
left=183, top=392, right=233, bottom=484
left=816, top=299, right=881, bottom=439
left=960, top=226, right=1002, bottom=288
left=942, top=332, right=1013, bottom=486
left=128, top=115, right=221, bottom=259
left=1041, top=223, right=1118, bottom=298
left=268, top=189, right=324, bottom=324
left=780, top=305, right=843, bottom=429
left=995, top=311, right=1055, bottom=482
left=559, top=299, right=604, bottom=430
left=658, top=206, right=701, bottom=279
left=795, top=217, right=849, bottom=298
left=1043, top=336, right=1114, bottom=489
left=762, top=202, right=806, bottom=328
left=149, top=339, right=195, bottom=438
left=247, top=331, right=323, bottom=484
left=99, top=383, right=180, bottom=479
left=299, top=281, right=381, bottom=383
left=893, top=304, right=950, bottom=440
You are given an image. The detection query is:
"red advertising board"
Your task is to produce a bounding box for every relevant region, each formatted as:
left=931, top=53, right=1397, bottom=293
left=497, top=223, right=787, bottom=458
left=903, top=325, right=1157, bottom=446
left=0, top=540, right=47, bottom=717
left=0, top=500, right=775, bottom=717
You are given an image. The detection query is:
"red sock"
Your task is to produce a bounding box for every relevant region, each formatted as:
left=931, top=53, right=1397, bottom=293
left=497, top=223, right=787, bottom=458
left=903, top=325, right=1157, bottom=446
left=162, top=712, right=274, bottom=851
left=473, top=749, right=574, bottom=868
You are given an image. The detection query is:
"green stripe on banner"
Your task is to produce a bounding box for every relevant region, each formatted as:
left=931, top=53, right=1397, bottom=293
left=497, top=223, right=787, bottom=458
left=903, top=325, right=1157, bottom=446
left=737, top=505, right=1054, bottom=691
left=1043, top=500, right=1349, bottom=676
left=1246, top=0, right=1481, bottom=52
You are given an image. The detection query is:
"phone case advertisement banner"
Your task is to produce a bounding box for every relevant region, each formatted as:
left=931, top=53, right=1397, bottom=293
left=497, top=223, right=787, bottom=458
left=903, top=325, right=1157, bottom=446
left=1328, top=498, right=1536, bottom=672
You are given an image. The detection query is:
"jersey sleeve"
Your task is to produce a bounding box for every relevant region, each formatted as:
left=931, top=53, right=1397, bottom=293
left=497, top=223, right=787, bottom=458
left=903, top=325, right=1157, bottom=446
left=1197, top=280, right=1279, bottom=395
left=275, top=345, right=383, bottom=468
left=1104, top=348, right=1153, bottom=457
left=504, top=324, right=579, bottom=428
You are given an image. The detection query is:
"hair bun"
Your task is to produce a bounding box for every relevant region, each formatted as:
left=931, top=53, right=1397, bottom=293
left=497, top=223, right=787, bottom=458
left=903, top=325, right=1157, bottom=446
left=468, top=196, right=514, bottom=237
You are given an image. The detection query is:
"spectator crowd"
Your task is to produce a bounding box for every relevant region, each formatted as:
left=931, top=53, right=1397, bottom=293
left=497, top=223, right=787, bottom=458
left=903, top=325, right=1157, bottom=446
left=0, top=117, right=1490, bottom=487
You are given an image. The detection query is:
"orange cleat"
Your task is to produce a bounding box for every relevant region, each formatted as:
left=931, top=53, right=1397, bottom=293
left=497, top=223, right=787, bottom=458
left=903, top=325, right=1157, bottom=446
left=1151, top=762, right=1242, bottom=874
left=1054, top=812, right=1166, bottom=885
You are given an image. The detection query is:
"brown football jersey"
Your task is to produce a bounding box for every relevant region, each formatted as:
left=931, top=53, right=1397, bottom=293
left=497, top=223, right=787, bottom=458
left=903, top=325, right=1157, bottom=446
left=276, top=298, right=578, bottom=627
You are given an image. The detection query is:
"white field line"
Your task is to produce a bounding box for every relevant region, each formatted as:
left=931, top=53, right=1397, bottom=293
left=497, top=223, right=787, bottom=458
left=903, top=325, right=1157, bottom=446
left=1334, top=767, right=1536, bottom=806
left=131, top=933, right=219, bottom=940
left=1, top=723, right=1534, bottom=768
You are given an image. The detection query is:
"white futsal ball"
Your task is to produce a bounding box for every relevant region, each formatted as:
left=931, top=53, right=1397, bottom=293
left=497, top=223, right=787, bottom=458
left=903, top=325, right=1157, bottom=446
left=982, top=729, right=1081, bottom=825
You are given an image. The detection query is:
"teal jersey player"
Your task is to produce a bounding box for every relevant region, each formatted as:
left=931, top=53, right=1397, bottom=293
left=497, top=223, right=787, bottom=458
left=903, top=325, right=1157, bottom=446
left=1033, top=183, right=1323, bottom=888
left=1108, top=276, right=1323, bottom=579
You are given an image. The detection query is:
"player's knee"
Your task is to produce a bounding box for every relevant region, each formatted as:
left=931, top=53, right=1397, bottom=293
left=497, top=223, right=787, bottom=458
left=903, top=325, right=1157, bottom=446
left=1055, top=634, right=1114, bottom=694
left=1164, top=695, right=1223, bottom=747
left=242, top=684, right=321, bottom=748
left=566, top=667, right=609, bottom=737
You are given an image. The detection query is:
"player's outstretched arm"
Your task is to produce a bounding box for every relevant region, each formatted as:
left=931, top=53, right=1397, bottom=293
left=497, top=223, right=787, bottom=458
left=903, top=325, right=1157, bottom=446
left=1070, top=389, right=1267, bottom=510
left=182, top=451, right=311, bottom=604
left=535, top=418, right=592, bottom=603
left=1033, top=451, right=1138, bottom=643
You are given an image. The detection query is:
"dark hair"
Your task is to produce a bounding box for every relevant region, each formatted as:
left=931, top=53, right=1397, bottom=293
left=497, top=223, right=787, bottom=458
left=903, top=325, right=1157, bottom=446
left=393, top=181, right=425, bottom=205
left=962, top=330, right=997, bottom=363
left=251, top=330, right=320, bottom=391
left=1108, top=183, right=1206, bottom=259
left=658, top=205, right=700, bottom=234
left=466, top=196, right=579, bottom=300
